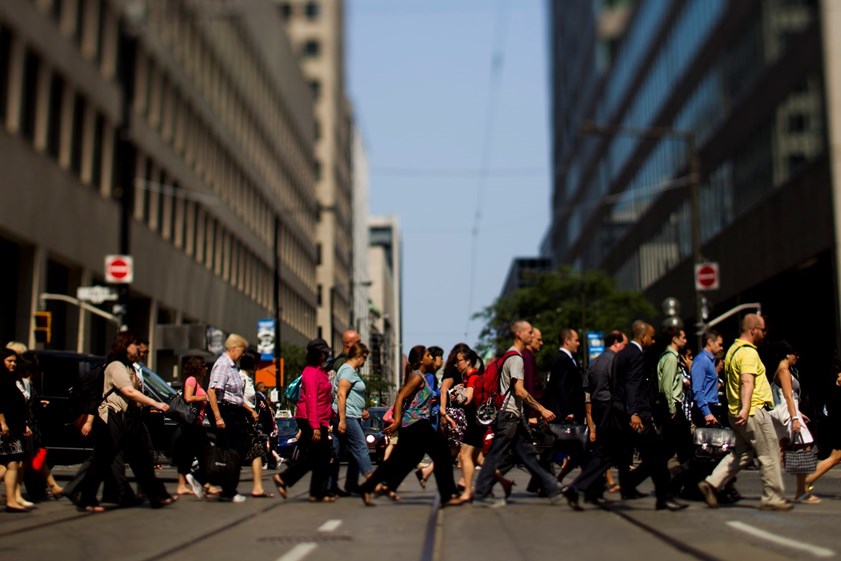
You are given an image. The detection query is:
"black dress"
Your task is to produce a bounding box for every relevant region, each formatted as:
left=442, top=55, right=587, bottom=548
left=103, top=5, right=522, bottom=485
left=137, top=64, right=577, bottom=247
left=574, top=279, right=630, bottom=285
left=0, top=372, right=28, bottom=461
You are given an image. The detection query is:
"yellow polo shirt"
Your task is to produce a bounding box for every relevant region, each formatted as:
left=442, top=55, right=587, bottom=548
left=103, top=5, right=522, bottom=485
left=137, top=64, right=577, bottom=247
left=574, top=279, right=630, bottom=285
left=724, top=339, right=773, bottom=416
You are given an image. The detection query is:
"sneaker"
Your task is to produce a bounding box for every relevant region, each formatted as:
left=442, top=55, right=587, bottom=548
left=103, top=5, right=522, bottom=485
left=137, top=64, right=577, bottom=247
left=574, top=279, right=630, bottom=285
left=472, top=497, right=506, bottom=508
left=697, top=480, right=719, bottom=509
left=219, top=494, right=247, bottom=503
left=186, top=474, right=206, bottom=499
left=759, top=501, right=794, bottom=511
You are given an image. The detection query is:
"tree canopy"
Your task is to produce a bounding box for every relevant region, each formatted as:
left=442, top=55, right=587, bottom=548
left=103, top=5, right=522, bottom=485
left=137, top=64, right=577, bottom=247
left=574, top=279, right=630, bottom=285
left=475, top=266, right=656, bottom=373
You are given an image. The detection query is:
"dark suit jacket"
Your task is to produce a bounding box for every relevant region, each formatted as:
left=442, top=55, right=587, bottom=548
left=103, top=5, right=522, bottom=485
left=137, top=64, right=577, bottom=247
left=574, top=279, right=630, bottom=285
left=544, top=350, right=584, bottom=422
left=612, top=342, right=652, bottom=420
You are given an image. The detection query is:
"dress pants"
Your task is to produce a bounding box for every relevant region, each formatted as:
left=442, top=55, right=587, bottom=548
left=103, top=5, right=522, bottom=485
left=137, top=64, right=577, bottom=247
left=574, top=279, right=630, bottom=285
left=617, top=413, right=672, bottom=502
left=279, top=421, right=332, bottom=499
left=568, top=401, right=618, bottom=499
left=706, top=408, right=786, bottom=506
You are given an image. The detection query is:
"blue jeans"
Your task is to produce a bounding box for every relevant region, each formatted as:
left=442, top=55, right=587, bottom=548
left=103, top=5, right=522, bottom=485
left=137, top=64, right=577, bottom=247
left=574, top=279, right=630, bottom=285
left=473, top=412, right=560, bottom=500
left=331, top=417, right=373, bottom=489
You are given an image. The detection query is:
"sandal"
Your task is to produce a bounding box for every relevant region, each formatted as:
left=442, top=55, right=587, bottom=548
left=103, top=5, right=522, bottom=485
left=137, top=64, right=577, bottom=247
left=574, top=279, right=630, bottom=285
left=251, top=491, right=275, bottom=498
left=606, top=483, right=621, bottom=494
left=361, top=491, right=375, bottom=507
left=795, top=493, right=821, bottom=504
left=415, top=468, right=427, bottom=489
left=309, top=495, right=336, bottom=503
left=79, top=505, right=106, bottom=513
left=272, top=474, right=288, bottom=500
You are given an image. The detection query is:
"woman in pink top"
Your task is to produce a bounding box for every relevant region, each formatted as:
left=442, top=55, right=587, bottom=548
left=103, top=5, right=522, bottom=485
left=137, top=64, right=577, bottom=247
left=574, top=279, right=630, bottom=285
left=273, top=338, right=335, bottom=502
left=174, top=356, right=210, bottom=497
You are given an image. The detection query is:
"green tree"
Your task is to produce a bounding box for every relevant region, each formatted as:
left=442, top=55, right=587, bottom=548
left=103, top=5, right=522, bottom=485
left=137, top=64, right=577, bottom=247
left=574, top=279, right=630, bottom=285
left=475, top=266, right=656, bottom=373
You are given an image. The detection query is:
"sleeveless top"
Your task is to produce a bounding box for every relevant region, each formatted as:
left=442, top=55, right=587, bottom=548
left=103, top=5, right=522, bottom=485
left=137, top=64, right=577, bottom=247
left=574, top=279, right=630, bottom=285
left=402, top=371, right=433, bottom=428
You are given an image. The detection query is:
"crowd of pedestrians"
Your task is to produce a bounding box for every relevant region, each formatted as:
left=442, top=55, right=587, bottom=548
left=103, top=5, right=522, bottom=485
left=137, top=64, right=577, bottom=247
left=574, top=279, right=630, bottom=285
left=2, top=315, right=840, bottom=515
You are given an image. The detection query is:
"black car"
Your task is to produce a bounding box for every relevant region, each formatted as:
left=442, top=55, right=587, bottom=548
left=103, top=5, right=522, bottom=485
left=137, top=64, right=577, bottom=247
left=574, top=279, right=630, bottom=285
left=31, top=350, right=181, bottom=465
left=362, top=406, right=389, bottom=464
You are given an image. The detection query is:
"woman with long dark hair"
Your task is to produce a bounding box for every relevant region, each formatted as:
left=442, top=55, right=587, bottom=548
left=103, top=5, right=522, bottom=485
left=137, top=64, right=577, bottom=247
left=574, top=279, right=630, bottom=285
left=805, top=370, right=841, bottom=494
left=273, top=338, right=335, bottom=502
left=71, top=332, right=174, bottom=512
left=359, top=345, right=463, bottom=507
left=0, top=348, right=32, bottom=512
left=174, top=356, right=211, bottom=497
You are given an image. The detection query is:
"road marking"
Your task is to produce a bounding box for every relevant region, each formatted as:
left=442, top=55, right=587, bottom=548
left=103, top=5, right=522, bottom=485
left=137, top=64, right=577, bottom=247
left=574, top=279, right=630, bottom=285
left=275, top=543, right=317, bottom=561
left=726, top=521, right=835, bottom=558
left=318, top=519, right=342, bottom=532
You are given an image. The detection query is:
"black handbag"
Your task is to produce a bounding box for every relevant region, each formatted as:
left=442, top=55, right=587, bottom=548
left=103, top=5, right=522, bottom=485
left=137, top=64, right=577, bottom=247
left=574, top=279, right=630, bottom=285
left=165, top=392, right=199, bottom=425
left=548, top=422, right=589, bottom=451
left=693, top=427, right=735, bottom=459
left=204, top=444, right=241, bottom=487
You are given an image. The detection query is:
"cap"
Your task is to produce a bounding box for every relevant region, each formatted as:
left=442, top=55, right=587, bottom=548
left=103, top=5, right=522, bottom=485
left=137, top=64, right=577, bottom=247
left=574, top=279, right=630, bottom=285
left=306, top=338, right=331, bottom=355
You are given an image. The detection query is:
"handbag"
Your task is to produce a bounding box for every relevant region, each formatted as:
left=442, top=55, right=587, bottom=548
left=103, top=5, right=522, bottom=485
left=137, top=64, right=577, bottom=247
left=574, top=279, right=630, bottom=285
left=165, top=391, right=199, bottom=425
left=448, top=384, right=468, bottom=407
left=285, top=375, right=303, bottom=402
left=784, top=433, right=818, bottom=474
left=443, top=407, right=467, bottom=448
left=548, top=422, right=589, bottom=451
left=383, top=405, right=395, bottom=424
left=693, top=426, right=736, bottom=459
left=203, top=444, right=241, bottom=487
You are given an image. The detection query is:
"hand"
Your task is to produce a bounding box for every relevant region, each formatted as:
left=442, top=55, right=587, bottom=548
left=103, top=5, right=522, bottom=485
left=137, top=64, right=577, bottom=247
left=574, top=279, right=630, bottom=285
left=527, top=417, right=539, bottom=426
left=157, top=402, right=170, bottom=412
left=589, top=426, right=597, bottom=443
left=734, top=409, right=749, bottom=426
left=792, top=418, right=802, bottom=432
left=215, top=418, right=226, bottom=429
left=23, top=426, right=32, bottom=438
left=704, top=414, right=719, bottom=426
left=541, top=408, right=556, bottom=423
left=252, top=411, right=259, bottom=422
left=81, top=420, right=93, bottom=437
left=1, top=424, right=9, bottom=437
left=629, top=414, right=643, bottom=432
left=801, top=412, right=811, bottom=424
left=361, top=409, right=370, bottom=420
left=383, top=421, right=400, bottom=436
left=312, top=429, right=322, bottom=442
left=338, top=420, right=347, bottom=434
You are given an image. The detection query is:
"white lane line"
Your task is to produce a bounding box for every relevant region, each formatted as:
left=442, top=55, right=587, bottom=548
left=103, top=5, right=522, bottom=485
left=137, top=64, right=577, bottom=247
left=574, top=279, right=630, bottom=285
left=318, top=519, right=342, bottom=533
left=275, top=543, right=318, bottom=561
left=726, top=521, right=835, bottom=558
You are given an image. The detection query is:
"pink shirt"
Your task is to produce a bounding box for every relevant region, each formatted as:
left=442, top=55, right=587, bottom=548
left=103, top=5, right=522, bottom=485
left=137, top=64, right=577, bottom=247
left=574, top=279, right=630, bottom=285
left=183, top=376, right=208, bottom=423
left=296, top=365, right=333, bottom=430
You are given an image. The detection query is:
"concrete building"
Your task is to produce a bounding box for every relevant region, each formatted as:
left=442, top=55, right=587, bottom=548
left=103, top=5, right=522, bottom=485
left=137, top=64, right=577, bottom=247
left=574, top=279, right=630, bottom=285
left=546, top=0, right=841, bottom=377
left=0, top=0, right=318, bottom=380
left=277, top=0, right=354, bottom=353
left=368, top=215, right=402, bottom=404
left=350, top=126, right=371, bottom=354
left=500, top=257, right=552, bottom=298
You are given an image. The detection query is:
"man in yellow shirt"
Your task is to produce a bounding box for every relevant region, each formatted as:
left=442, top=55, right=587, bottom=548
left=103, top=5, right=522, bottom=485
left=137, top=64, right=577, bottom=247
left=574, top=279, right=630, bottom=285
left=698, top=314, right=791, bottom=510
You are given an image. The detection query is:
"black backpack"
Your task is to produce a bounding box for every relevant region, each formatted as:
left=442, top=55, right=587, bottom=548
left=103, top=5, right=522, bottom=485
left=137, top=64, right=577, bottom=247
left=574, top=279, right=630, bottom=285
left=68, top=361, right=113, bottom=423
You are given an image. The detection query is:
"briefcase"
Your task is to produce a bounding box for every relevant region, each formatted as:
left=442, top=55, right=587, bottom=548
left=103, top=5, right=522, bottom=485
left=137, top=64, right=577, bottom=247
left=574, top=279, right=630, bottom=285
left=693, top=427, right=735, bottom=459
left=549, top=422, right=589, bottom=451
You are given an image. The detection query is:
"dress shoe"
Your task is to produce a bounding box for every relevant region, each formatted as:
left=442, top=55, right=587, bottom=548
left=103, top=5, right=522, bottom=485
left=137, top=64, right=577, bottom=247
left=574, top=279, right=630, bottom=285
left=656, top=499, right=688, bottom=511
left=697, top=480, right=719, bottom=508
left=759, top=501, right=794, bottom=511
left=586, top=496, right=610, bottom=508
left=555, top=486, right=583, bottom=511
left=620, top=489, right=648, bottom=500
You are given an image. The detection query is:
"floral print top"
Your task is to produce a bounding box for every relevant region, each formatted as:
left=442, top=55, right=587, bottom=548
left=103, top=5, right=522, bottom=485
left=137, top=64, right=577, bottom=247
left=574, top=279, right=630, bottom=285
left=401, top=370, right=434, bottom=428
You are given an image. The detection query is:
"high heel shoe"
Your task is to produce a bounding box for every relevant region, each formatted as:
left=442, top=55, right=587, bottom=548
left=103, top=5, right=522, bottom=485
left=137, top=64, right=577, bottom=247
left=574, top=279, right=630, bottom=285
left=360, top=490, right=375, bottom=507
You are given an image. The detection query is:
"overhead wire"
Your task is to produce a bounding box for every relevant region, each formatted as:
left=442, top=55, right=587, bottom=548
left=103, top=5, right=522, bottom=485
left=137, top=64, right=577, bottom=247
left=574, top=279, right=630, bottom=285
left=464, top=0, right=510, bottom=342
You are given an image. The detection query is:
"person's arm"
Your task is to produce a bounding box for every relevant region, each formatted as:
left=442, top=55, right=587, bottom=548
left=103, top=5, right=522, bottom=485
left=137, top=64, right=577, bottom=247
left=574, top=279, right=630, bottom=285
left=302, top=369, right=321, bottom=434
left=119, top=385, right=168, bottom=411
left=777, top=363, right=801, bottom=433
left=658, top=354, right=679, bottom=416
left=463, top=385, right=474, bottom=406
left=735, top=373, right=755, bottom=426
left=0, top=412, right=8, bottom=438
left=183, top=378, right=207, bottom=404
left=80, top=414, right=95, bottom=436
left=384, top=373, right=423, bottom=435
left=585, top=401, right=596, bottom=442
left=337, top=378, right=352, bottom=433
left=691, top=360, right=712, bottom=417
left=207, top=387, right=225, bottom=429
left=626, top=353, right=645, bottom=431
left=439, top=377, right=456, bottom=428
left=514, top=378, right=555, bottom=423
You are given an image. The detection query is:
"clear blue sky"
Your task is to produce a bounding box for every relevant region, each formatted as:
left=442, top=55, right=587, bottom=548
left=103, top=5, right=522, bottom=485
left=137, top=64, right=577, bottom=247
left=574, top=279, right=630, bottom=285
left=347, top=0, right=550, bottom=352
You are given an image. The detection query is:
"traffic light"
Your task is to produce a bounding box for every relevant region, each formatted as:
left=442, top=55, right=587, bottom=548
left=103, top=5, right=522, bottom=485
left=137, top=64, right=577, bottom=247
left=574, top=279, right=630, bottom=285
left=34, top=311, right=52, bottom=344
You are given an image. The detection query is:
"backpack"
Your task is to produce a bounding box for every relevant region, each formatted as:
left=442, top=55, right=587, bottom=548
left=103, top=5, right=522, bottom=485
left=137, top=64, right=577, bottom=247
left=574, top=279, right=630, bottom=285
left=285, top=374, right=303, bottom=402
left=68, top=361, right=108, bottom=424
left=473, top=350, right=520, bottom=411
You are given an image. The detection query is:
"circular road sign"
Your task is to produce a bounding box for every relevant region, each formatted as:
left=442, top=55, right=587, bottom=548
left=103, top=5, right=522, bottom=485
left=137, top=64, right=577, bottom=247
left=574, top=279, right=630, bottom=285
left=695, top=263, right=719, bottom=291
left=105, top=255, right=133, bottom=284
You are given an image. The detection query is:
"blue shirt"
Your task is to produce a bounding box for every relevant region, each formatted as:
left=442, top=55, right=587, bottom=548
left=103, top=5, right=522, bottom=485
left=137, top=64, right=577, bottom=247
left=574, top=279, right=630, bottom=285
left=690, top=349, right=718, bottom=416
left=334, top=363, right=366, bottom=419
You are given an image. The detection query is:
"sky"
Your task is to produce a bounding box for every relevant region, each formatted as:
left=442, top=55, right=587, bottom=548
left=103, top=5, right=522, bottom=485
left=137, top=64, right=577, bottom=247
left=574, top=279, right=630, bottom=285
left=347, top=0, right=551, bottom=352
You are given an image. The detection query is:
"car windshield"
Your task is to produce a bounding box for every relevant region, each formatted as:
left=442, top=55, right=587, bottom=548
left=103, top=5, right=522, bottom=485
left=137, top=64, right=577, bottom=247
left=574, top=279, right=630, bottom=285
left=139, top=366, right=177, bottom=400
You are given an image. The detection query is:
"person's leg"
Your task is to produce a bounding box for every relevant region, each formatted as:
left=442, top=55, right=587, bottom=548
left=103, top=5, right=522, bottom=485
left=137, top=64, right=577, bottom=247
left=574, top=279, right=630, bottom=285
left=278, top=421, right=315, bottom=488
left=308, top=427, right=331, bottom=499
left=511, top=424, right=560, bottom=499
left=421, top=423, right=457, bottom=501
left=805, top=448, right=841, bottom=487
left=4, top=461, right=25, bottom=509
left=749, top=409, right=786, bottom=506
left=705, top=415, right=755, bottom=491
left=345, top=418, right=373, bottom=487
left=473, top=415, right=518, bottom=501
left=459, top=445, right=477, bottom=500
left=124, top=413, right=170, bottom=506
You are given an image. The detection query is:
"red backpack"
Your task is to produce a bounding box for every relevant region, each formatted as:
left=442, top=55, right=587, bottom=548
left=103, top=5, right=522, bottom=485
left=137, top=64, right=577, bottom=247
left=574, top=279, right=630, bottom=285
left=473, top=350, right=521, bottom=410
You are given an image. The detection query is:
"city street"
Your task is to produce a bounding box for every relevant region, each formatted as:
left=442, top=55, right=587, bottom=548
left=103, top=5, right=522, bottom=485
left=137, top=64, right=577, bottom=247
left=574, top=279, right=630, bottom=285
left=1, top=464, right=839, bottom=561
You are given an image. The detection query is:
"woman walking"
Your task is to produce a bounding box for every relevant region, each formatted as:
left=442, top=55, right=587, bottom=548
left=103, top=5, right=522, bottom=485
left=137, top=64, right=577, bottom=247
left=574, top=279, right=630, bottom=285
left=335, top=342, right=374, bottom=493
left=359, top=345, right=463, bottom=507
left=273, top=338, right=335, bottom=502
left=70, top=332, right=174, bottom=512
left=0, top=348, right=32, bottom=512
left=174, top=356, right=211, bottom=497
left=804, top=370, right=841, bottom=494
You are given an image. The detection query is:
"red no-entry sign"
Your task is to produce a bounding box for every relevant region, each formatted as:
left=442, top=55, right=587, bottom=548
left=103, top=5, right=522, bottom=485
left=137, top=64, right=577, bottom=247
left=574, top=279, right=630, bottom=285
left=105, top=255, right=133, bottom=284
left=695, top=262, right=719, bottom=291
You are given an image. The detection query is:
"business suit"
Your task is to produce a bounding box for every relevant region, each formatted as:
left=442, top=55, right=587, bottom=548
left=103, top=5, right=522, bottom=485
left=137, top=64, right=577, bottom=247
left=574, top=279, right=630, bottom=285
left=612, top=342, right=671, bottom=502
left=544, top=350, right=585, bottom=423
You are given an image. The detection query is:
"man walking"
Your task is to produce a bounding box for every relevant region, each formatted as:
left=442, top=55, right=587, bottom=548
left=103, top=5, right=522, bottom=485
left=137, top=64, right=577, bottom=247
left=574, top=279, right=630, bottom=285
left=522, top=327, right=545, bottom=420
left=473, top=320, right=562, bottom=507
left=544, top=328, right=584, bottom=424
left=698, top=314, right=792, bottom=511
left=691, top=330, right=724, bottom=427
left=657, top=326, right=693, bottom=496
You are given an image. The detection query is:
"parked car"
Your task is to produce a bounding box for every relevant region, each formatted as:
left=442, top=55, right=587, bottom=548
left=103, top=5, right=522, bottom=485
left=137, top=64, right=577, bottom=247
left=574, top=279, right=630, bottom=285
left=362, top=406, right=389, bottom=464
left=276, top=416, right=300, bottom=459
left=31, top=350, right=182, bottom=465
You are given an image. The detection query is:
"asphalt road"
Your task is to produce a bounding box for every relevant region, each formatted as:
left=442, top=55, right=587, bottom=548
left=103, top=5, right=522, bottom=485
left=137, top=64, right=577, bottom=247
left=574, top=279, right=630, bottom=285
left=1, top=463, right=839, bottom=561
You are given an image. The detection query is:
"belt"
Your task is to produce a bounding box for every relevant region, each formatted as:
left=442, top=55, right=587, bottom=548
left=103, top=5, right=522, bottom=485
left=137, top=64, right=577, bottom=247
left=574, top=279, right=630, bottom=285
left=220, top=401, right=241, bottom=408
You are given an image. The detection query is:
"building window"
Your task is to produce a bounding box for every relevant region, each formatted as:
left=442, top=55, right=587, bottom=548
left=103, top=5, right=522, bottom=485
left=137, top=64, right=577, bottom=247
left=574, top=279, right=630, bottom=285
left=70, top=94, right=85, bottom=174
left=309, top=80, right=321, bottom=100
left=787, top=113, right=807, bottom=133
left=47, top=73, right=64, bottom=158
left=305, top=2, right=320, bottom=20
left=279, top=2, right=292, bottom=19
left=302, top=40, right=320, bottom=58
left=91, top=113, right=104, bottom=188
left=0, top=25, right=11, bottom=124
left=20, top=49, right=40, bottom=143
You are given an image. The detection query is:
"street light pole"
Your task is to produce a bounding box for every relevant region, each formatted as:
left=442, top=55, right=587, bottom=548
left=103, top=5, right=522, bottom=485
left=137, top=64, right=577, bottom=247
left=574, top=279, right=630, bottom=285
left=580, top=122, right=703, bottom=347
left=274, top=215, right=282, bottom=392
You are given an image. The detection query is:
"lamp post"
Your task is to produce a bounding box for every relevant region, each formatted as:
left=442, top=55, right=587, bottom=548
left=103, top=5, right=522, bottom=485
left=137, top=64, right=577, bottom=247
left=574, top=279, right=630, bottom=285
left=580, top=121, right=703, bottom=347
